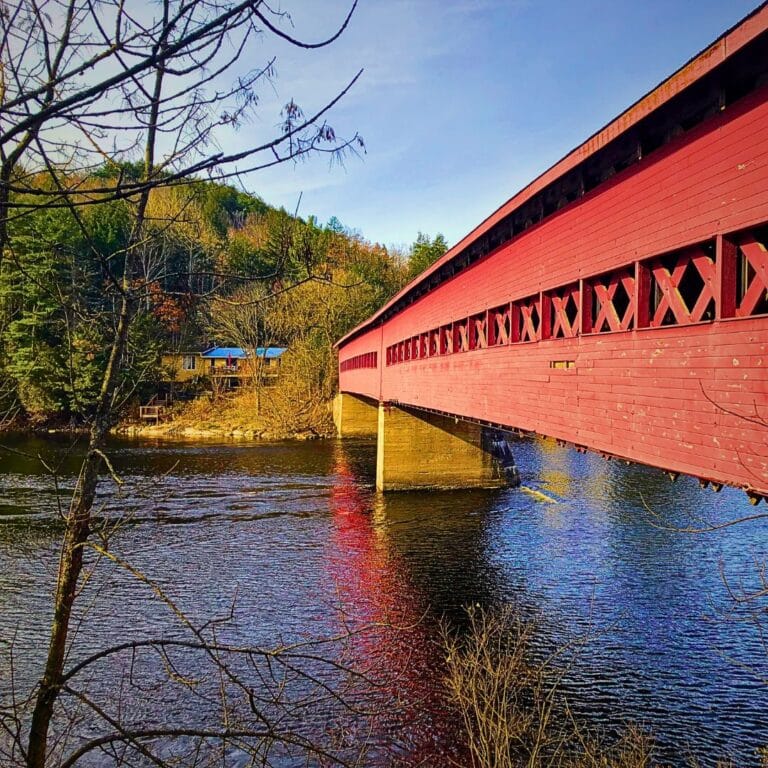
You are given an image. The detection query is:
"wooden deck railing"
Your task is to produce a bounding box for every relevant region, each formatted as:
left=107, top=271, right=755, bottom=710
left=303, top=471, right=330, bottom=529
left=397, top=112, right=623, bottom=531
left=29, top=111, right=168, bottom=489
left=139, top=405, right=167, bottom=421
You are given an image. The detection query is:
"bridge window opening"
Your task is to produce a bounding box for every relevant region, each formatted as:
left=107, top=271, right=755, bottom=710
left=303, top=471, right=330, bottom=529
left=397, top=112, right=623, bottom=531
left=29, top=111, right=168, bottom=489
left=429, top=329, right=440, bottom=356
left=550, top=360, right=575, bottom=369
left=587, top=268, right=636, bottom=333
left=419, top=332, right=429, bottom=358
left=614, top=139, right=643, bottom=174
left=453, top=318, right=470, bottom=353
left=469, top=313, right=488, bottom=350
left=440, top=325, right=453, bottom=355
left=548, top=283, right=581, bottom=339
left=725, top=71, right=764, bottom=106
left=646, top=243, right=716, bottom=327
left=735, top=226, right=768, bottom=317
left=675, top=81, right=726, bottom=132
left=639, top=128, right=665, bottom=158
left=514, top=295, right=541, bottom=343
left=679, top=100, right=720, bottom=131
left=340, top=351, right=378, bottom=372
left=583, top=157, right=615, bottom=194
left=489, top=305, right=511, bottom=345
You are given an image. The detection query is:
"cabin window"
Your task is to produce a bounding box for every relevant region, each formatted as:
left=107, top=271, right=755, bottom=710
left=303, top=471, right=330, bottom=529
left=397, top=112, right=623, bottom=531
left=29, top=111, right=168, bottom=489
left=182, top=355, right=197, bottom=371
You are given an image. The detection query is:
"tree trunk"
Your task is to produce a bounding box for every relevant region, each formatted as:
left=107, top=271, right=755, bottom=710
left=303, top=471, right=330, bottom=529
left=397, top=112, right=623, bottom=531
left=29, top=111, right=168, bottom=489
left=26, top=288, right=133, bottom=768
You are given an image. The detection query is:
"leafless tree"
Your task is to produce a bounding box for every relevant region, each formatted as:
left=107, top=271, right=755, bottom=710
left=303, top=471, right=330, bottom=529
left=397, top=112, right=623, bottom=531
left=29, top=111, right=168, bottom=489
left=0, top=535, right=395, bottom=767
left=0, top=1, right=367, bottom=765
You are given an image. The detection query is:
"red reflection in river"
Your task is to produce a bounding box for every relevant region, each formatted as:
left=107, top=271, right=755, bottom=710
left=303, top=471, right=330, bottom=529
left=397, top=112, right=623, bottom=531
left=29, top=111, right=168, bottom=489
left=326, top=445, right=466, bottom=766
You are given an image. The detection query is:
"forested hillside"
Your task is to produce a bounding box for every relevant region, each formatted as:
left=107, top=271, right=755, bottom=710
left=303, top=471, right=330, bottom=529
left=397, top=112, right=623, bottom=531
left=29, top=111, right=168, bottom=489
left=0, top=164, right=429, bottom=429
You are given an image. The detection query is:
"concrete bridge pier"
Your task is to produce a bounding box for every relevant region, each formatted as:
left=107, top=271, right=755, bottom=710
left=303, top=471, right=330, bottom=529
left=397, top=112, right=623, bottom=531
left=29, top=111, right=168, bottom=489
left=333, top=392, right=379, bottom=437
left=375, top=403, right=519, bottom=492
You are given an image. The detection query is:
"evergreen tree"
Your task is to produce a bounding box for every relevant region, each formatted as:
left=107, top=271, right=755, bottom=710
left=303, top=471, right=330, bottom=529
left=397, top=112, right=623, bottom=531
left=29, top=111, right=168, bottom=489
left=407, top=231, right=448, bottom=280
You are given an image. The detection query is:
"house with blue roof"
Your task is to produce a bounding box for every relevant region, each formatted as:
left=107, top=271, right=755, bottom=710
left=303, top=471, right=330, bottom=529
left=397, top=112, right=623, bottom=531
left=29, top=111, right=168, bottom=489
left=161, top=346, right=287, bottom=388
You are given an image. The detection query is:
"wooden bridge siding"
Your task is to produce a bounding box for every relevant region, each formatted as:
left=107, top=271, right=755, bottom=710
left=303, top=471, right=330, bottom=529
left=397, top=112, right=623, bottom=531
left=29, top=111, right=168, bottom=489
left=337, top=326, right=383, bottom=401
left=338, top=84, right=768, bottom=494
left=376, top=320, right=766, bottom=490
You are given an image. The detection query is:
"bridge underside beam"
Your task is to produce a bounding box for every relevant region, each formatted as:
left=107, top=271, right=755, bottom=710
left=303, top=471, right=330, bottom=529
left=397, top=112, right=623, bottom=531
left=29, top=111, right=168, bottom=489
left=333, top=392, right=379, bottom=438
left=376, top=403, right=518, bottom=492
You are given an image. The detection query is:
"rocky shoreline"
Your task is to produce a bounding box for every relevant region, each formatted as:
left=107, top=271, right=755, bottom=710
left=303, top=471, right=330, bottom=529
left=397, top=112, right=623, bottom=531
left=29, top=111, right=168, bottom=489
left=113, top=421, right=327, bottom=441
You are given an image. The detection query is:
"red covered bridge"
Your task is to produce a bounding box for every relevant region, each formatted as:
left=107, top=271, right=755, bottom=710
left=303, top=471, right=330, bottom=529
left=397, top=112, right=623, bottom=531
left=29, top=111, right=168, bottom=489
left=335, top=5, right=768, bottom=499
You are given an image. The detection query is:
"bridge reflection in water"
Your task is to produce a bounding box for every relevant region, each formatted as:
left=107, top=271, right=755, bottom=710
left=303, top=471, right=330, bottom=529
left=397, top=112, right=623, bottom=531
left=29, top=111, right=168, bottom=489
left=328, top=436, right=768, bottom=767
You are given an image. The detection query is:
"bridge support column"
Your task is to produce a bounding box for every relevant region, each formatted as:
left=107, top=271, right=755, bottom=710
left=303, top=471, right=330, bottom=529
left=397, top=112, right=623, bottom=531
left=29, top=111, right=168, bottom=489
left=376, top=403, right=519, bottom=492
left=333, top=393, right=379, bottom=438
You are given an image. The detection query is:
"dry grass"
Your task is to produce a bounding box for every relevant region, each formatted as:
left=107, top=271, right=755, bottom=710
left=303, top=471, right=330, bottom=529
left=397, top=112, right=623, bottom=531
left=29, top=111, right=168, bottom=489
left=144, top=376, right=334, bottom=439
left=442, top=605, right=658, bottom=768
left=168, top=388, right=267, bottom=434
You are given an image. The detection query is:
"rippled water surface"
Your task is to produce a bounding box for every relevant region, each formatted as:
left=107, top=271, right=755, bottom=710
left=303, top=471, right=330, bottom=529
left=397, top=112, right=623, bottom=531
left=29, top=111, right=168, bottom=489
left=1, top=434, right=767, bottom=765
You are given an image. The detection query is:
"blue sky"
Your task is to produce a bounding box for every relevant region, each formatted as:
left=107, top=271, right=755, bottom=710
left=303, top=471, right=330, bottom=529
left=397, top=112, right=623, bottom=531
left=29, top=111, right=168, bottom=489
left=234, top=1, right=760, bottom=251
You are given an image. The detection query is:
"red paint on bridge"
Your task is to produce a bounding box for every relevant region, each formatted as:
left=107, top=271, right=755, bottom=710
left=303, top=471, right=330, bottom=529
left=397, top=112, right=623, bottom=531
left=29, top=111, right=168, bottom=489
left=337, top=6, right=768, bottom=499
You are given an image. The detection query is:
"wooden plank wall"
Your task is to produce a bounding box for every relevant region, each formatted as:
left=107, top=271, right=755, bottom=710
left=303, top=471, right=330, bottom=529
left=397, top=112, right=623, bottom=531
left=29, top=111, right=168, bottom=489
left=338, top=86, right=768, bottom=495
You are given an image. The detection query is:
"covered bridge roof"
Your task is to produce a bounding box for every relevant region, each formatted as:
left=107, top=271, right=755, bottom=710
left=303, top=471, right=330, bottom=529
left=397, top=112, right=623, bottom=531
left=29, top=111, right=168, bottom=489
left=336, top=1, right=768, bottom=349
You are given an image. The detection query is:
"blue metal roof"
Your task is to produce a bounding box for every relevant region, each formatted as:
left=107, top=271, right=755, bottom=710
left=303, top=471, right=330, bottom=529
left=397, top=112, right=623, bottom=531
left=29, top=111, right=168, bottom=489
left=201, top=347, right=248, bottom=359
left=201, top=346, right=286, bottom=359
left=256, top=347, right=287, bottom=359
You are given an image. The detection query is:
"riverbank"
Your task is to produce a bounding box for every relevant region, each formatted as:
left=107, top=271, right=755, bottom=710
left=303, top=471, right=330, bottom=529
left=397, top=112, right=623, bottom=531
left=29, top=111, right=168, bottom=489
left=115, top=387, right=335, bottom=441
left=0, top=413, right=88, bottom=436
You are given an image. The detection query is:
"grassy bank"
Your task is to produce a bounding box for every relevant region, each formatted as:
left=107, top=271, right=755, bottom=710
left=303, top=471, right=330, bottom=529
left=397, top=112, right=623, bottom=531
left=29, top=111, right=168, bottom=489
left=118, top=383, right=335, bottom=441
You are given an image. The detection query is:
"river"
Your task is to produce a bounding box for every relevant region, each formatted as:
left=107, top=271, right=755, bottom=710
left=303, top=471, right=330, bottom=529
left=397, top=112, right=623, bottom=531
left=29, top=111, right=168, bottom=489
left=0, top=434, right=767, bottom=766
